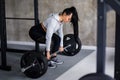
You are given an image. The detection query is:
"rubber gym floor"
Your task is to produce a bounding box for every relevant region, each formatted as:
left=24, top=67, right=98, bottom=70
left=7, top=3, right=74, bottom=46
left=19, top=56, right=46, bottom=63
left=0, top=45, right=114, bottom=80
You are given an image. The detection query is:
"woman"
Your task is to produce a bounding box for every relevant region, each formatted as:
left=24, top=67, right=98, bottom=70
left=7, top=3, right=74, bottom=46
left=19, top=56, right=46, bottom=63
left=29, top=6, right=79, bottom=68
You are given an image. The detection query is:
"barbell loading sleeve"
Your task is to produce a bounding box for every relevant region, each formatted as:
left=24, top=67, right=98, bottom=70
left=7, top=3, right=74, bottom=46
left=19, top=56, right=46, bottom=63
left=21, top=63, right=36, bottom=72
left=21, top=59, right=37, bottom=72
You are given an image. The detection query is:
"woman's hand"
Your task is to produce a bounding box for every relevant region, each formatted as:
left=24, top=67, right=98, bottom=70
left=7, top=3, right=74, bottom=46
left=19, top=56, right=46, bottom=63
left=59, top=46, right=64, bottom=52
left=46, top=51, right=51, bottom=60
left=52, top=47, right=64, bottom=57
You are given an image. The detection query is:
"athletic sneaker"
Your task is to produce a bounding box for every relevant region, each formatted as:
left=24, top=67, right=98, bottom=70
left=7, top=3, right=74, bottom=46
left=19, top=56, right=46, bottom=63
left=51, top=57, right=64, bottom=65
left=48, top=60, right=57, bottom=68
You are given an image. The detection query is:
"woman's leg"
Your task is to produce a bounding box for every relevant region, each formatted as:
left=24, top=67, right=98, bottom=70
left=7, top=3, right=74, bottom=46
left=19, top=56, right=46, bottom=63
left=50, top=34, right=64, bottom=65
left=51, top=33, right=60, bottom=54
left=29, top=25, right=57, bottom=68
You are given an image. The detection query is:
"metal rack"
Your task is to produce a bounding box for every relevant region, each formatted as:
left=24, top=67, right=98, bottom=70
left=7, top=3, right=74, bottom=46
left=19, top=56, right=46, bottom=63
left=0, top=0, right=40, bottom=71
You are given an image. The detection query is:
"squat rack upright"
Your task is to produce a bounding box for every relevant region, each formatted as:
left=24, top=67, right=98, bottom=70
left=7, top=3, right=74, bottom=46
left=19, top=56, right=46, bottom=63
left=0, top=0, right=40, bottom=71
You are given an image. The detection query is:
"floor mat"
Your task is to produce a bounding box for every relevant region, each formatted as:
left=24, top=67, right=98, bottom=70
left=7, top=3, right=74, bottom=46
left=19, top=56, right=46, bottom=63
left=0, top=49, right=94, bottom=80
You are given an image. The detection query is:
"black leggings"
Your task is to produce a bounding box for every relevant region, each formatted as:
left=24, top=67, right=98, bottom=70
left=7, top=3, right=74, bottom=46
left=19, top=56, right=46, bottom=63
left=29, top=24, right=60, bottom=54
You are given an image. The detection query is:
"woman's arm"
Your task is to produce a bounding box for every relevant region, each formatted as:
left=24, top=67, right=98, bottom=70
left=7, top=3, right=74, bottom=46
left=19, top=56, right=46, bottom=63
left=57, top=24, right=63, bottom=47
left=45, top=19, right=56, bottom=51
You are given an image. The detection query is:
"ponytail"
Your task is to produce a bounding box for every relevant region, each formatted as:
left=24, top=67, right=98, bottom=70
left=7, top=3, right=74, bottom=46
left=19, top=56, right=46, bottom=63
left=69, top=7, right=79, bottom=41
left=62, top=6, right=79, bottom=41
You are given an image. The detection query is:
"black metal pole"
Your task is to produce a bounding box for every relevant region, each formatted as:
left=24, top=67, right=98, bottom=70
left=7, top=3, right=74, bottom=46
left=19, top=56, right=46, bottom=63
left=34, top=0, right=40, bottom=52
left=0, top=0, right=11, bottom=71
left=5, top=17, right=35, bottom=20
left=105, top=0, right=120, bottom=16
left=97, top=0, right=106, bottom=73
left=114, top=13, right=120, bottom=80
left=79, top=0, right=114, bottom=79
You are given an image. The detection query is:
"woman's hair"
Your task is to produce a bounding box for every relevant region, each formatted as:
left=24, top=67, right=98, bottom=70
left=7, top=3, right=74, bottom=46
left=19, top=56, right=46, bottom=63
left=62, top=6, right=79, bottom=41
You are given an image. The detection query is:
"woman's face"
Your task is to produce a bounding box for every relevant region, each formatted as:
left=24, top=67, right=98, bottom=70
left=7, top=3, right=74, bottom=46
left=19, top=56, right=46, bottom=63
left=62, top=13, right=72, bottom=23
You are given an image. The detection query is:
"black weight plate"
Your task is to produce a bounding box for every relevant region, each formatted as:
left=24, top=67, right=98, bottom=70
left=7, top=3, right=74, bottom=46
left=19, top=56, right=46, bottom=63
left=20, top=52, right=48, bottom=79
left=63, top=34, right=76, bottom=56
left=73, top=37, right=82, bottom=54
left=63, top=34, right=82, bottom=56
left=79, top=73, right=114, bottom=80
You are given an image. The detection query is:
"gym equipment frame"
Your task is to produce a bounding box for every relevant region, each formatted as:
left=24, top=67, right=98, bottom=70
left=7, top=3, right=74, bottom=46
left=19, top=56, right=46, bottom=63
left=0, top=0, right=120, bottom=80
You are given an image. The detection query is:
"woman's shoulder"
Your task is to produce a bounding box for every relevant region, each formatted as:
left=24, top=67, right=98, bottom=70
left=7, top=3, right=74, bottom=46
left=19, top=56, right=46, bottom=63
left=47, top=13, right=59, bottom=21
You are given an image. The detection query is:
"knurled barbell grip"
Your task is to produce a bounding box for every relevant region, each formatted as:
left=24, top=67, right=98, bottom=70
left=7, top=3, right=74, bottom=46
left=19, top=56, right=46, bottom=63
left=51, top=44, right=71, bottom=57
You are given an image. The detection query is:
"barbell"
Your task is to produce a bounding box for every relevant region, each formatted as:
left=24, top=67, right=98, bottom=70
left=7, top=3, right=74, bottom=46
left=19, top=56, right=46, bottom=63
left=20, top=34, right=82, bottom=78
